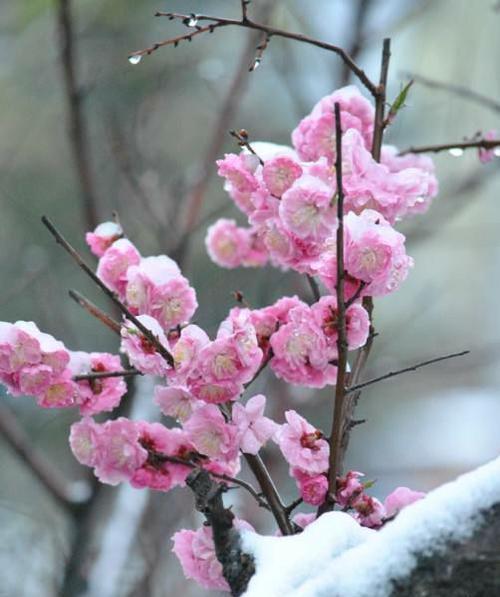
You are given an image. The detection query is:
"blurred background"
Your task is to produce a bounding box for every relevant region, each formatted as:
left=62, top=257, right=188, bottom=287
left=1, top=0, right=499, bottom=595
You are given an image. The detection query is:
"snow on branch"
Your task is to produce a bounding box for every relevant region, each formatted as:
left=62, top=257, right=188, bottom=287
left=242, top=455, right=500, bottom=596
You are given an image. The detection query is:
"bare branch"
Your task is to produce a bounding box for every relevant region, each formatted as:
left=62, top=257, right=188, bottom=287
left=68, top=289, right=121, bottom=335
left=399, top=137, right=500, bottom=156
left=402, top=71, right=500, bottom=114
left=135, top=11, right=377, bottom=95
left=41, top=216, right=174, bottom=367
left=371, top=38, right=391, bottom=160
left=321, top=102, right=347, bottom=514
left=346, top=350, right=470, bottom=394
left=73, top=368, right=142, bottom=382
left=230, top=129, right=265, bottom=165
left=0, top=403, right=86, bottom=511
left=56, top=0, right=99, bottom=230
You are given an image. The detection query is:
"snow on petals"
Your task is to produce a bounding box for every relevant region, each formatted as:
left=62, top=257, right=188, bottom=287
left=85, top=221, right=123, bottom=257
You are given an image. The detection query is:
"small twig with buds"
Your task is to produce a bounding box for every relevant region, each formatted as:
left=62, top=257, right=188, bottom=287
left=399, top=138, right=500, bottom=156
left=41, top=216, right=175, bottom=367
left=250, top=32, right=271, bottom=71
left=346, top=349, right=470, bottom=394
left=229, top=129, right=264, bottom=165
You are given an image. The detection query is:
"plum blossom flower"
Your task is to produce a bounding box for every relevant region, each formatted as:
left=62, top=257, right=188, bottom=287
left=172, top=519, right=254, bottom=591
left=335, top=470, right=365, bottom=508
left=96, top=238, right=141, bottom=299
left=69, top=417, right=102, bottom=467
left=205, top=219, right=253, bottom=269
left=278, top=410, right=329, bottom=474
left=384, top=486, right=425, bottom=519
left=70, top=351, right=127, bottom=416
left=351, top=493, right=386, bottom=528
left=126, top=256, right=197, bottom=331
left=154, top=385, right=201, bottom=422
left=120, top=315, right=171, bottom=376
left=232, top=394, right=279, bottom=454
left=262, top=156, right=303, bottom=197
left=85, top=221, right=123, bottom=257
left=280, top=175, right=337, bottom=241
left=292, top=468, right=328, bottom=506
left=183, top=404, right=239, bottom=463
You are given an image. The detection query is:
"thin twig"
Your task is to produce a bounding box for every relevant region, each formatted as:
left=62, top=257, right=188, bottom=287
left=41, top=216, right=174, bottom=367
left=68, top=289, right=122, bottom=335
left=402, top=71, right=500, bottom=115
left=140, top=12, right=377, bottom=95
left=73, top=369, right=142, bottom=382
left=56, top=0, right=99, bottom=230
left=346, top=350, right=470, bottom=394
left=344, top=281, right=367, bottom=310
left=371, top=38, right=391, bottom=160
left=307, top=275, right=321, bottom=303
left=250, top=32, right=272, bottom=71
left=0, top=403, right=85, bottom=511
left=230, top=129, right=264, bottom=165
left=399, top=138, right=500, bottom=156
left=321, top=103, right=347, bottom=515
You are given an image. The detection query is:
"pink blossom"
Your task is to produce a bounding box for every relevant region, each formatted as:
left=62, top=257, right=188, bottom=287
left=311, top=295, right=369, bottom=351
left=120, top=315, right=171, bottom=376
left=351, top=493, right=386, bottom=528
left=183, top=404, right=239, bottom=463
left=70, top=352, right=127, bottom=416
left=85, top=221, right=123, bottom=257
left=478, top=129, right=499, bottom=164
left=170, top=324, right=210, bottom=382
left=278, top=410, right=329, bottom=474
left=126, top=256, right=197, bottom=331
left=69, top=417, right=102, bottom=467
left=384, top=486, right=425, bottom=519
left=232, top=394, right=279, bottom=454
left=154, top=385, right=201, bottom=422
left=97, top=238, right=141, bottom=299
left=205, top=219, right=253, bottom=269
left=172, top=519, right=254, bottom=591
left=280, top=175, right=336, bottom=241
left=270, top=305, right=337, bottom=388
left=292, top=512, right=317, bottom=530
left=336, top=470, right=365, bottom=508
left=36, top=372, right=77, bottom=408
left=292, top=85, right=374, bottom=163
left=18, top=364, right=53, bottom=395
left=131, top=422, right=194, bottom=491
left=262, top=156, right=303, bottom=197
left=217, top=153, right=260, bottom=195
left=292, top=468, right=328, bottom=506
left=93, top=418, right=148, bottom=485
left=217, top=308, right=263, bottom=374
left=188, top=377, right=244, bottom=404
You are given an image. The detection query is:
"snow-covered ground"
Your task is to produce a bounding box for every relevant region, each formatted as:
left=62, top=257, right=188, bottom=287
left=242, top=455, right=500, bottom=597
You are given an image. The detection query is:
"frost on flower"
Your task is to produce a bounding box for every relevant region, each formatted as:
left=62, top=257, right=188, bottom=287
left=85, top=221, right=123, bottom=257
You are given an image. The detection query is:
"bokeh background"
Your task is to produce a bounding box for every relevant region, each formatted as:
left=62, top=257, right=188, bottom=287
left=1, top=0, right=499, bottom=595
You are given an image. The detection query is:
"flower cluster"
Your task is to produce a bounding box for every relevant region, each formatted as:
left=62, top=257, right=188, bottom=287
left=0, top=84, right=442, bottom=595
left=207, top=85, right=437, bottom=294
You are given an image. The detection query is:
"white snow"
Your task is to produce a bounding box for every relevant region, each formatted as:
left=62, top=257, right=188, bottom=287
left=242, top=455, right=500, bottom=597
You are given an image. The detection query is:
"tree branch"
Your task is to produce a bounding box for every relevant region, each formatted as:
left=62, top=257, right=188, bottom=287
left=68, top=289, right=122, bottom=335
left=321, top=102, right=347, bottom=514
left=0, top=403, right=86, bottom=511
left=186, top=469, right=255, bottom=596
left=56, top=0, right=99, bottom=230
left=399, top=138, right=500, bottom=156
left=132, top=11, right=377, bottom=95
left=73, top=368, right=142, bottom=382
left=41, top=216, right=174, bottom=367
left=346, top=349, right=470, bottom=394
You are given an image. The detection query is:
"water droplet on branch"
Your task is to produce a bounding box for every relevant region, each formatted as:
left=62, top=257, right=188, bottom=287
left=128, top=55, right=142, bottom=65
left=188, top=14, right=199, bottom=27
left=448, top=147, right=464, bottom=157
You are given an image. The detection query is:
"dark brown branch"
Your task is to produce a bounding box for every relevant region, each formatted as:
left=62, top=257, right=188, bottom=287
left=143, top=12, right=377, bottom=95
left=307, top=275, right=321, bottom=303
left=186, top=469, right=255, bottom=596
left=230, top=129, right=264, bottom=165
left=250, top=32, right=271, bottom=71
left=321, top=103, right=347, bottom=515
left=68, top=289, right=122, bottom=335
left=73, top=368, right=142, bottom=382
left=0, top=403, right=85, bottom=511
left=402, top=71, right=500, bottom=115
left=399, top=138, right=500, bottom=156
left=41, top=216, right=174, bottom=367
left=371, top=38, right=391, bottom=160
left=344, top=281, right=367, bottom=309
left=244, top=453, right=293, bottom=535
left=56, top=0, right=99, bottom=230
left=346, top=350, right=470, bottom=394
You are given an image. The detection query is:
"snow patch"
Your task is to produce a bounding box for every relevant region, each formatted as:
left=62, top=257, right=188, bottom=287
left=243, top=455, right=500, bottom=597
